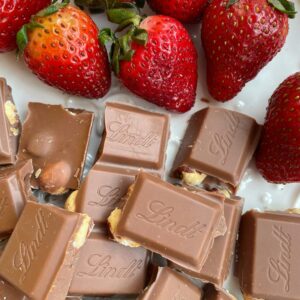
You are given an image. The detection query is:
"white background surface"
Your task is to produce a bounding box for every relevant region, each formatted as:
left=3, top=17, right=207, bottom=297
left=0, top=1, right=300, bottom=299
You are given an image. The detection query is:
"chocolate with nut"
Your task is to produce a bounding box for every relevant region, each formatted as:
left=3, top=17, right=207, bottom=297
left=0, top=78, right=21, bottom=166
left=18, top=103, right=94, bottom=195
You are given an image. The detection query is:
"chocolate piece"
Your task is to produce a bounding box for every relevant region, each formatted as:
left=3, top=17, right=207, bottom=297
left=0, top=202, right=93, bottom=300
left=69, top=232, right=150, bottom=296
left=65, top=165, right=136, bottom=224
left=0, top=78, right=21, bottom=165
left=203, top=284, right=236, bottom=300
left=0, top=160, right=33, bottom=238
left=139, top=267, right=202, bottom=300
left=178, top=197, right=243, bottom=285
left=0, top=278, right=27, bottom=300
left=18, top=102, right=94, bottom=194
left=108, top=172, right=225, bottom=272
left=173, top=107, right=261, bottom=187
left=237, top=210, right=300, bottom=300
left=98, top=102, right=169, bottom=176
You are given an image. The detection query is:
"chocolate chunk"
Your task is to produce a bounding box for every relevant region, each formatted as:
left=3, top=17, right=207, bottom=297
left=65, top=165, right=137, bottom=224
left=0, top=78, right=21, bottom=166
left=203, top=284, right=236, bottom=300
left=0, top=160, right=33, bottom=239
left=139, top=267, right=202, bottom=300
left=108, top=172, right=225, bottom=272
left=178, top=197, right=243, bottom=285
left=69, top=232, right=150, bottom=296
left=0, top=278, right=27, bottom=300
left=18, top=103, right=94, bottom=194
left=237, top=210, right=300, bottom=300
left=98, top=102, right=170, bottom=176
left=173, top=107, right=261, bottom=187
left=0, top=202, right=93, bottom=300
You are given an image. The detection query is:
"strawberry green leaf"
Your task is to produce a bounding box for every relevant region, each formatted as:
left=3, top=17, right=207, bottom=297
left=36, top=0, right=70, bottom=17
left=112, top=43, right=121, bottom=75
left=268, top=0, right=297, bottom=18
left=132, top=28, right=148, bottom=45
left=115, top=16, right=142, bottom=32
left=226, top=0, right=239, bottom=8
left=120, top=49, right=135, bottom=61
left=99, top=28, right=116, bottom=45
left=106, top=8, right=138, bottom=24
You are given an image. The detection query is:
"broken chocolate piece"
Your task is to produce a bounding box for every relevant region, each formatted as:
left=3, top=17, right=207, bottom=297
left=108, top=172, right=225, bottom=272
left=237, top=210, right=300, bottom=300
left=18, top=103, right=94, bottom=194
left=173, top=107, right=261, bottom=187
left=203, top=284, right=236, bottom=300
left=0, top=202, right=93, bottom=300
left=138, top=267, right=202, bottom=300
left=0, top=78, right=21, bottom=166
left=98, top=102, right=170, bottom=176
left=0, top=160, right=33, bottom=238
left=69, top=232, right=150, bottom=296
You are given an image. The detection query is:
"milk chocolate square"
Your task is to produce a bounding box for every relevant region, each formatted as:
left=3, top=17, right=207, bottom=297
left=18, top=102, right=94, bottom=194
left=203, top=284, right=236, bottom=300
left=98, top=103, right=169, bottom=176
left=0, top=202, right=93, bottom=300
left=0, top=160, right=33, bottom=238
left=0, top=78, right=21, bottom=165
left=237, top=210, right=300, bottom=300
left=65, top=165, right=136, bottom=224
left=69, top=232, right=150, bottom=296
left=173, top=107, right=261, bottom=186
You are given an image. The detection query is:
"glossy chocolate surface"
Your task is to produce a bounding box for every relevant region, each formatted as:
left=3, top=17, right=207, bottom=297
left=237, top=210, right=300, bottom=300
left=69, top=232, right=150, bottom=296
left=203, top=284, right=236, bottom=300
left=0, top=78, right=21, bottom=166
left=18, top=102, right=94, bottom=194
left=173, top=107, right=261, bottom=186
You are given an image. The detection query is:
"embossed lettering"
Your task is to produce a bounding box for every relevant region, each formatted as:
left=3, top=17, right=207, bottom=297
left=77, top=254, right=143, bottom=279
left=267, top=225, right=291, bottom=292
left=12, top=208, right=51, bottom=282
left=89, top=185, right=121, bottom=207
left=136, top=201, right=206, bottom=239
left=208, top=112, right=240, bottom=164
left=107, top=121, right=159, bottom=148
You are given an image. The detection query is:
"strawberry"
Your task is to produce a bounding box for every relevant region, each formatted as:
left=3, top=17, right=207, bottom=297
left=201, top=0, right=296, bottom=102
left=255, top=72, right=300, bottom=183
left=0, top=0, right=51, bottom=52
left=147, top=0, right=208, bottom=23
left=101, top=9, right=198, bottom=112
left=17, top=1, right=111, bottom=99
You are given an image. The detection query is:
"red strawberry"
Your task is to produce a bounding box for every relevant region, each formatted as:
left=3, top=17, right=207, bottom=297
left=256, top=72, right=300, bottom=183
left=17, top=1, right=111, bottom=99
left=101, top=12, right=198, bottom=112
left=0, top=0, right=51, bottom=52
left=201, top=0, right=295, bottom=102
left=147, top=0, right=208, bottom=23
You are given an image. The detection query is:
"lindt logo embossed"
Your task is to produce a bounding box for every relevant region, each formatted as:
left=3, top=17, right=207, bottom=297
left=267, top=225, right=291, bottom=292
left=89, top=185, right=121, bottom=207
left=208, top=112, right=240, bottom=165
left=107, top=121, right=159, bottom=149
left=12, top=208, right=51, bottom=283
left=136, top=201, right=206, bottom=239
left=0, top=192, right=8, bottom=217
left=77, top=254, right=143, bottom=279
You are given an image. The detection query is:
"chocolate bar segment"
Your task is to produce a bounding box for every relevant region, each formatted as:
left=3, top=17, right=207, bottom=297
left=173, top=107, right=261, bottom=187
left=0, top=160, right=33, bottom=238
left=139, top=267, right=202, bottom=300
left=98, top=102, right=169, bottom=176
left=0, top=278, right=27, bottom=300
left=65, top=165, right=136, bottom=224
left=203, top=284, right=236, bottom=300
left=0, top=202, right=93, bottom=300
left=237, top=210, right=300, bottom=300
left=18, top=103, right=94, bottom=194
left=69, top=232, right=150, bottom=296
left=178, top=197, right=243, bottom=285
left=0, top=78, right=21, bottom=166
left=108, top=173, right=224, bottom=272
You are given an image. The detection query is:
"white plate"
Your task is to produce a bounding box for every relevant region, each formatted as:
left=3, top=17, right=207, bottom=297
left=0, top=1, right=300, bottom=299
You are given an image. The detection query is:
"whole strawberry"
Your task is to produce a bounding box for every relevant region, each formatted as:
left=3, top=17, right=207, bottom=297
left=17, top=1, right=111, bottom=99
left=202, top=0, right=296, bottom=101
left=256, top=73, right=300, bottom=183
left=0, top=0, right=51, bottom=52
left=147, top=0, right=208, bottom=23
left=101, top=12, right=198, bottom=112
